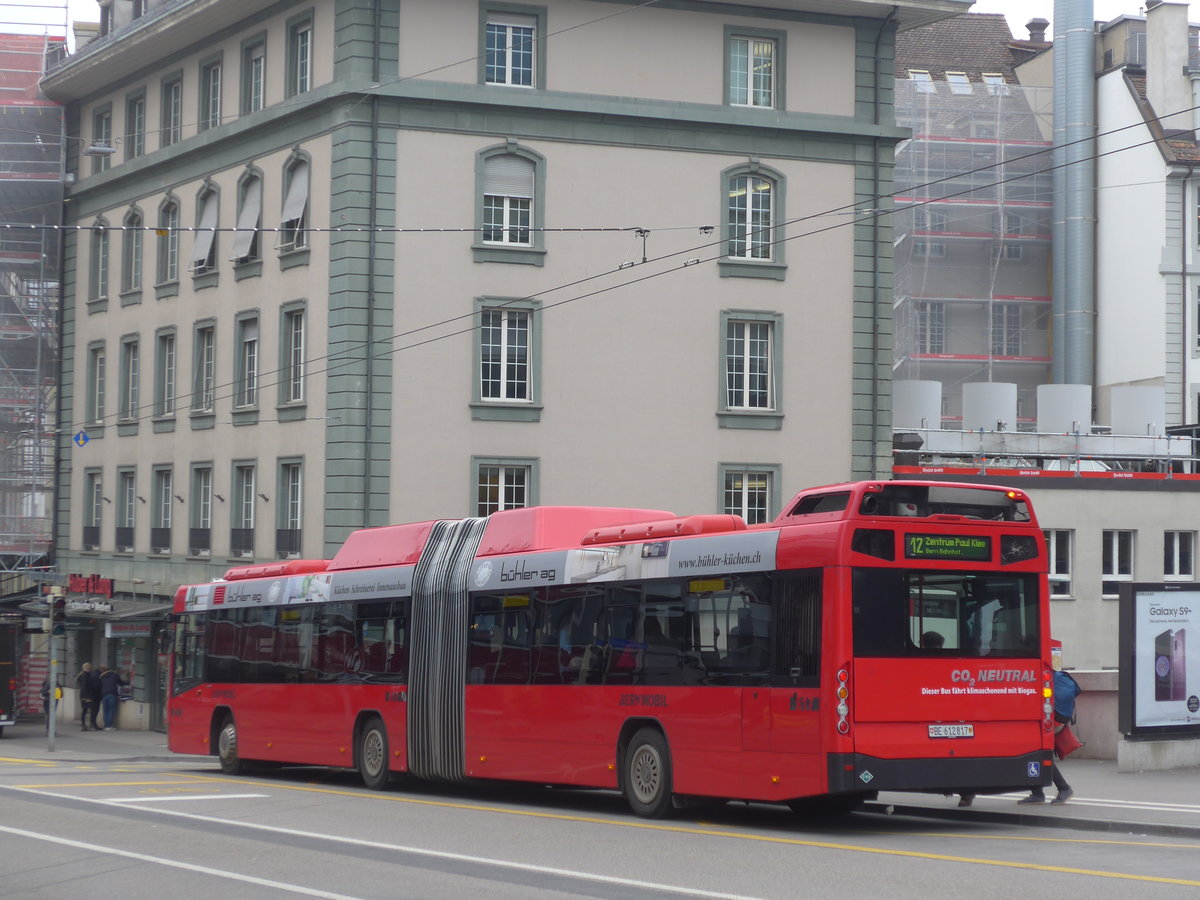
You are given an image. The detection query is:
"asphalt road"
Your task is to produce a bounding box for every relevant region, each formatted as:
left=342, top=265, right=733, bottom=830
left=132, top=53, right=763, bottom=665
left=2, top=752, right=1199, bottom=899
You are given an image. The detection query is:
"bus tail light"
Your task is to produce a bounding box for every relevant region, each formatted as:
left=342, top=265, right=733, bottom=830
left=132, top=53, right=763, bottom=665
left=1041, top=666, right=1055, bottom=732
left=835, top=666, right=851, bottom=734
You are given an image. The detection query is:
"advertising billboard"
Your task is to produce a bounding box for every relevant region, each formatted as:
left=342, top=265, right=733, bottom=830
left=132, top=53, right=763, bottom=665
left=1118, top=584, right=1200, bottom=735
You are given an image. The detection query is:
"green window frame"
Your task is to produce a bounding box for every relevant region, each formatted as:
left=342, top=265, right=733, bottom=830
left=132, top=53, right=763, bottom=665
left=160, top=72, right=182, bottom=147
left=124, top=89, right=146, bottom=159
left=718, top=463, right=782, bottom=525
left=240, top=33, right=266, bottom=114
left=724, top=26, right=786, bottom=111
left=286, top=12, right=314, bottom=98
left=718, top=309, right=783, bottom=430
left=719, top=162, right=787, bottom=280
left=479, top=3, right=546, bottom=89
left=472, top=296, right=542, bottom=421
left=473, top=141, right=546, bottom=266
left=472, top=456, right=539, bottom=516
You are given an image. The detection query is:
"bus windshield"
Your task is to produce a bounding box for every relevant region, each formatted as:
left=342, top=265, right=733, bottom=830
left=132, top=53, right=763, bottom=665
left=852, top=568, right=1039, bottom=658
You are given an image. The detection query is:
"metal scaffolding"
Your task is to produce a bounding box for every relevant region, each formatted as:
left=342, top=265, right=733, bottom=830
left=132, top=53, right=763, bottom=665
left=892, top=78, right=1055, bottom=428
left=0, top=11, right=66, bottom=575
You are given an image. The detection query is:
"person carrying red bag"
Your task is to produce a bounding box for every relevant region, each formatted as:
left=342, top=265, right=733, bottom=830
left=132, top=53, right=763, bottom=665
left=1018, top=662, right=1081, bottom=805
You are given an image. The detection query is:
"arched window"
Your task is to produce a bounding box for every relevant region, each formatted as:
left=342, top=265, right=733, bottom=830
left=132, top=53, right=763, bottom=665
left=157, top=198, right=180, bottom=285
left=190, top=185, right=219, bottom=276
left=720, top=163, right=786, bottom=279
left=280, top=157, right=309, bottom=251
left=474, top=143, right=546, bottom=265
left=121, top=208, right=143, bottom=294
left=232, top=172, right=262, bottom=263
left=89, top=217, right=109, bottom=301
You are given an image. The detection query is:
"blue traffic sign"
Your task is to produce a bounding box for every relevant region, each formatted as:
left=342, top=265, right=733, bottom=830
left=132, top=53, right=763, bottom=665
left=73, top=431, right=89, bottom=447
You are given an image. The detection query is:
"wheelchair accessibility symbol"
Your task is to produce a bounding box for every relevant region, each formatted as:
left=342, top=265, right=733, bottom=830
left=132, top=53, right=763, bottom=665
left=1027, top=762, right=1042, bottom=778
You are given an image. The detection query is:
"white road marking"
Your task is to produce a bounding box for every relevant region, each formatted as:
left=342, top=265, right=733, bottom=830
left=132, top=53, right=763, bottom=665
left=107, top=792, right=269, bottom=803
left=5, top=785, right=767, bottom=900
left=0, top=824, right=363, bottom=900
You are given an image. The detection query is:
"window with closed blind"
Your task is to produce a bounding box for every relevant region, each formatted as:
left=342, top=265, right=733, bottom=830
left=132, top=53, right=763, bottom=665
left=474, top=143, right=546, bottom=265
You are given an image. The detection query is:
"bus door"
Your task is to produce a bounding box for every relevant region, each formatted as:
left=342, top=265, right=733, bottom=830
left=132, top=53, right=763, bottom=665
left=765, top=571, right=822, bottom=755
left=686, top=576, right=774, bottom=750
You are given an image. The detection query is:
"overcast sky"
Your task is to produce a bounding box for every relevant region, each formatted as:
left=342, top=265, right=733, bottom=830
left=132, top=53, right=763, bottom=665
left=969, top=0, right=1198, bottom=39
left=6, top=1, right=1199, bottom=52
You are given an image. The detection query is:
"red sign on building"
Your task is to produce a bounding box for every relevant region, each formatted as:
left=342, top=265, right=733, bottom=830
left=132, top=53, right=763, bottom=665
left=68, top=573, right=114, bottom=598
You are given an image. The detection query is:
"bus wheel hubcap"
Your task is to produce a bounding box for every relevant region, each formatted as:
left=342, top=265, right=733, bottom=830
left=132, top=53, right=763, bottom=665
left=631, top=746, right=661, bottom=802
left=220, top=724, right=236, bottom=760
left=364, top=731, right=383, bottom=775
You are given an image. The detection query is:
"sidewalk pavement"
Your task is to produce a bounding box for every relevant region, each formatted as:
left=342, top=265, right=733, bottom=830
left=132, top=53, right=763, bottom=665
left=870, top=759, right=1200, bottom=839
left=2, top=720, right=1198, bottom=837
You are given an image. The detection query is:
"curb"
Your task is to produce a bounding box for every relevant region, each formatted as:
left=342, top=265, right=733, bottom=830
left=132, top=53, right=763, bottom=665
left=862, top=802, right=1200, bottom=840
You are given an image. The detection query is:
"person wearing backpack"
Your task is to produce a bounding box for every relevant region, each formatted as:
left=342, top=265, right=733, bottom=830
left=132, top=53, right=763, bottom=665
left=1018, top=665, right=1081, bottom=804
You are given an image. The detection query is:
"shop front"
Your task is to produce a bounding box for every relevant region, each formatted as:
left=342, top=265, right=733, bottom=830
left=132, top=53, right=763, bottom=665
left=21, top=576, right=172, bottom=731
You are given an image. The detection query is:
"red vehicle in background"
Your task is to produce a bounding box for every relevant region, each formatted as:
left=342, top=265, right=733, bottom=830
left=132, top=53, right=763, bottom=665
left=0, top=617, right=20, bottom=736
left=169, top=480, right=1055, bottom=817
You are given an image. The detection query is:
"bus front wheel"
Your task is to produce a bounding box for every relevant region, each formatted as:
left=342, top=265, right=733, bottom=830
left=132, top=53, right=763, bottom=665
left=216, top=715, right=247, bottom=776
left=358, top=718, right=390, bottom=790
left=623, top=728, right=674, bottom=818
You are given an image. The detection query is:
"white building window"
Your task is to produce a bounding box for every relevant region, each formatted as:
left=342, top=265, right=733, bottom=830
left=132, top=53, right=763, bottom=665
left=725, top=318, right=774, bottom=410
left=1164, top=530, right=1194, bottom=580
left=485, top=13, right=536, bottom=86
left=480, top=308, right=530, bottom=401
left=119, top=337, right=139, bottom=421
left=289, top=19, right=312, bottom=96
left=482, top=155, right=533, bottom=245
left=1045, top=530, right=1072, bottom=598
left=1102, top=529, right=1135, bottom=598
left=722, top=468, right=774, bottom=525
left=280, top=159, right=310, bottom=251
left=281, top=307, right=305, bottom=403
left=475, top=458, right=535, bottom=516
left=192, top=325, right=215, bottom=412
left=727, top=175, right=774, bottom=260
left=200, top=59, right=222, bottom=130
left=729, top=36, right=776, bottom=108
left=236, top=316, right=259, bottom=407
left=916, top=302, right=945, bottom=355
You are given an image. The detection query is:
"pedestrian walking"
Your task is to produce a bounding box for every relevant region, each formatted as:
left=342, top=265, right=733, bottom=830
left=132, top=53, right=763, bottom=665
left=97, top=665, right=128, bottom=731
left=41, top=677, right=49, bottom=726
left=1018, top=664, right=1081, bottom=805
left=75, top=662, right=101, bottom=731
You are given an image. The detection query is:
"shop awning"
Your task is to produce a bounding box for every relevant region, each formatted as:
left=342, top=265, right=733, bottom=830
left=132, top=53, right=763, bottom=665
left=17, top=597, right=172, bottom=620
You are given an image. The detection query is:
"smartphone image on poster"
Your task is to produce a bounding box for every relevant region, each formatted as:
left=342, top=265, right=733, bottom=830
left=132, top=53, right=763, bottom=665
left=1155, top=629, right=1174, bottom=702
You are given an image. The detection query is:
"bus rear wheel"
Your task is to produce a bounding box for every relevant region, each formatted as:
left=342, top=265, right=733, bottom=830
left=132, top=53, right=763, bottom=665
left=358, top=718, right=390, bottom=790
left=623, top=728, right=674, bottom=818
left=216, top=715, right=248, bottom=776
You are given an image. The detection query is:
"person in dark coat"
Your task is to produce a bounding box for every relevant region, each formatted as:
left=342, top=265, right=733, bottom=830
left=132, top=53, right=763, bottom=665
left=76, top=662, right=101, bottom=731
left=97, top=666, right=127, bottom=731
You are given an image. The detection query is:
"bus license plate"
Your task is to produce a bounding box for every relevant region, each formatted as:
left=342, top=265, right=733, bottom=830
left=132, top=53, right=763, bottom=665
left=928, top=724, right=974, bottom=739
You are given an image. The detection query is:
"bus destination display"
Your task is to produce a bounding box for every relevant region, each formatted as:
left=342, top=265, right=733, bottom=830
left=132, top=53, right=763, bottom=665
left=904, top=534, right=991, bottom=561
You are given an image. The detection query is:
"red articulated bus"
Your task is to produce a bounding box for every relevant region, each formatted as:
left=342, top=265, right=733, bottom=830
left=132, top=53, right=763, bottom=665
left=168, top=480, right=1056, bottom=817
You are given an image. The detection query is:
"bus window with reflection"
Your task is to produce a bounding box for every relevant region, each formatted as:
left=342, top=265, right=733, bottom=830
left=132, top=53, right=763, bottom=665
left=853, top=569, right=1039, bottom=657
